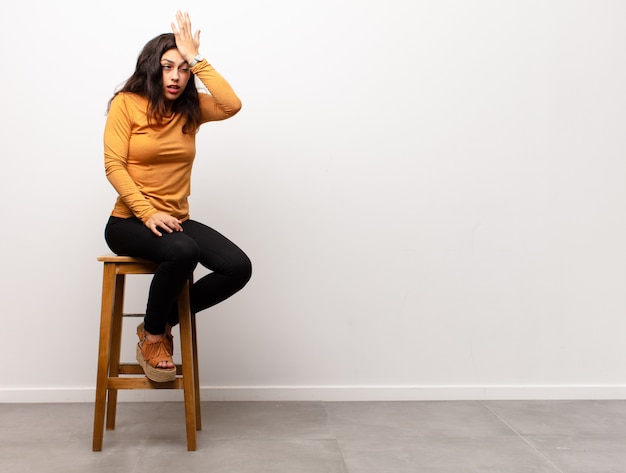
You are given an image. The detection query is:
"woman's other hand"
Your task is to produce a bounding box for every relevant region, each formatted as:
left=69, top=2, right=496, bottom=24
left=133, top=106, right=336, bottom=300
left=145, top=212, right=183, bottom=237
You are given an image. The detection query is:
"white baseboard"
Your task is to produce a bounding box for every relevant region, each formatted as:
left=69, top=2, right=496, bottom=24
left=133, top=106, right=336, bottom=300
left=2, top=385, right=626, bottom=403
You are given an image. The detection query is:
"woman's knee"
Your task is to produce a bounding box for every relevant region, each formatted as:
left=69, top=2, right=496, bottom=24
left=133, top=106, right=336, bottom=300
left=233, top=253, right=253, bottom=284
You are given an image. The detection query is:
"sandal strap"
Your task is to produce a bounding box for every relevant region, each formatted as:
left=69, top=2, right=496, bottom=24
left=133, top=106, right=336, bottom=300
left=137, top=322, right=173, bottom=355
left=139, top=338, right=174, bottom=368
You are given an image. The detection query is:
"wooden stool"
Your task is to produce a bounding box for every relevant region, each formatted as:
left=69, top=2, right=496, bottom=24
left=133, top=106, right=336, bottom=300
left=92, top=255, right=201, bottom=451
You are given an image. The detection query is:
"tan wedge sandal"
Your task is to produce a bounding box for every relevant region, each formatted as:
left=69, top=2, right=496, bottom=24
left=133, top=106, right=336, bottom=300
left=136, top=324, right=176, bottom=382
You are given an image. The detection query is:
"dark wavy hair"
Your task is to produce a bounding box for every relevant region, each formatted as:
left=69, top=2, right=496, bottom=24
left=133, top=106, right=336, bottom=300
left=107, top=33, right=201, bottom=134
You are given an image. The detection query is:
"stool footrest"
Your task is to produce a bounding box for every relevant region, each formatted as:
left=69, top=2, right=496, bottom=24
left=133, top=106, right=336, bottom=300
left=107, top=377, right=184, bottom=389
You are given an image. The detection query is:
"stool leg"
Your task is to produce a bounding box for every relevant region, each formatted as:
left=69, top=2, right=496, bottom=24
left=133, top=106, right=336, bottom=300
left=191, top=311, right=202, bottom=430
left=178, top=281, right=197, bottom=451
left=106, top=274, right=126, bottom=430
left=93, top=263, right=116, bottom=451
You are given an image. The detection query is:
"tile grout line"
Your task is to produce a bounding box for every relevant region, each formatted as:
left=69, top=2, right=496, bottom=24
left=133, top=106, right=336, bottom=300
left=481, top=401, right=565, bottom=473
left=323, top=403, right=354, bottom=473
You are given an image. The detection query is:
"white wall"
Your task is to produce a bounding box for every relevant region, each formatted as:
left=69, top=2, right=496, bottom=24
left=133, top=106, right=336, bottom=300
left=1, top=0, right=625, bottom=402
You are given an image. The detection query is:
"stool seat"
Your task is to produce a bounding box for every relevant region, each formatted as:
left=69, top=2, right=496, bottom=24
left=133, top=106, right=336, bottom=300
left=92, top=254, right=201, bottom=451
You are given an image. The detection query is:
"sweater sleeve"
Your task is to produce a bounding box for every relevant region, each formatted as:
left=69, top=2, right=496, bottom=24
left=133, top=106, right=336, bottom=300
left=103, top=94, right=158, bottom=223
left=192, top=60, right=242, bottom=123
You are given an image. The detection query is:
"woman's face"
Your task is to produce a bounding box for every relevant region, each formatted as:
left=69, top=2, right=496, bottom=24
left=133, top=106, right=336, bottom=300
left=160, top=48, right=191, bottom=103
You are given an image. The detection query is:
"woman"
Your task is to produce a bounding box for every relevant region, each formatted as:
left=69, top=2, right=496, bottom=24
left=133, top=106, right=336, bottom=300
left=103, top=11, right=252, bottom=382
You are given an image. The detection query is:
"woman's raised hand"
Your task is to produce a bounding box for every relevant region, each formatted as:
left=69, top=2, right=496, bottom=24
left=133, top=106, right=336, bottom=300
left=171, top=10, right=201, bottom=63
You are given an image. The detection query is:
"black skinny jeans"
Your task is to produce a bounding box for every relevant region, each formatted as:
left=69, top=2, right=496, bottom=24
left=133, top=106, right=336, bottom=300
left=105, top=216, right=252, bottom=335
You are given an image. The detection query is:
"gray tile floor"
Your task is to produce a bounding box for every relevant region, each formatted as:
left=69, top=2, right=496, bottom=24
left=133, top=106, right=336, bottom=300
left=1, top=400, right=626, bottom=472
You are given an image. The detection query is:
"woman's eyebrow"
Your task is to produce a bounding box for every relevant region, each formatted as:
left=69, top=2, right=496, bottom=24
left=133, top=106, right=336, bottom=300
left=160, top=58, right=188, bottom=66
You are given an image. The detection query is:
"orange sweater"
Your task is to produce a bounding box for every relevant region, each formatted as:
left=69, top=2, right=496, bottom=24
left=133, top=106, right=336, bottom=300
left=104, top=60, right=242, bottom=223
